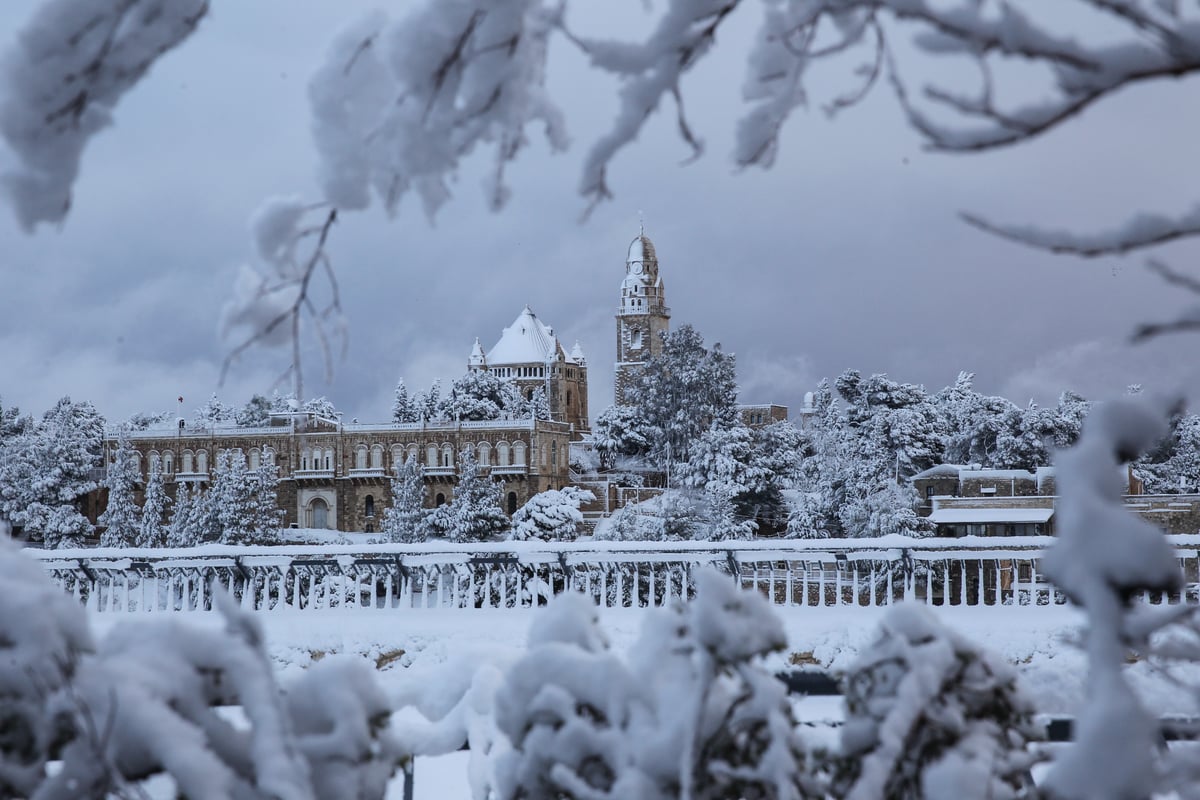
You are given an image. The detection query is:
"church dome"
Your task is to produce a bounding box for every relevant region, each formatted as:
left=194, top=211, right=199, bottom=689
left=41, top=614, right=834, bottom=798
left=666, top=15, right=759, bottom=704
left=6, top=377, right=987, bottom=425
left=626, top=232, right=657, bottom=271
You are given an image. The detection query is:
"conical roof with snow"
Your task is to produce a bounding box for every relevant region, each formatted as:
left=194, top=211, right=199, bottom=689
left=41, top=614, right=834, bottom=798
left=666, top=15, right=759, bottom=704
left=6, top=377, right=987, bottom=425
left=569, top=340, right=587, bottom=366
left=468, top=337, right=487, bottom=367
left=486, top=306, right=577, bottom=366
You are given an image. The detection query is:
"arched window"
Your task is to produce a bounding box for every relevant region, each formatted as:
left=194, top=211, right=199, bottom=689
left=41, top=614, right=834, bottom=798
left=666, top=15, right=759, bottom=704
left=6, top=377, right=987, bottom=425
left=355, top=444, right=368, bottom=470
left=312, top=447, right=322, bottom=470
left=196, top=450, right=208, bottom=473
left=365, top=495, right=375, bottom=518
left=249, top=448, right=261, bottom=469
left=182, top=450, right=193, bottom=473
left=497, top=442, right=510, bottom=466
left=435, top=492, right=446, bottom=507
left=391, top=445, right=404, bottom=469
left=371, top=444, right=384, bottom=469
left=507, top=492, right=518, bottom=515
left=426, top=445, right=438, bottom=467
left=148, top=450, right=160, bottom=472
left=324, top=448, right=333, bottom=470
left=566, top=390, right=572, bottom=407
left=512, top=441, right=526, bottom=466
left=442, top=444, right=454, bottom=467
left=407, top=443, right=419, bottom=464
left=263, top=447, right=274, bottom=466
left=477, top=442, right=491, bottom=466
left=551, top=441, right=557, bottom=468
left=162, top=450, right=174, bottom=474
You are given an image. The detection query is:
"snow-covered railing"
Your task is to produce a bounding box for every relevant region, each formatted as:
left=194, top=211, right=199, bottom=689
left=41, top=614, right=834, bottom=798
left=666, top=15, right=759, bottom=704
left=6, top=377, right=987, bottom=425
left=27, top=535, right=1200, bottom=614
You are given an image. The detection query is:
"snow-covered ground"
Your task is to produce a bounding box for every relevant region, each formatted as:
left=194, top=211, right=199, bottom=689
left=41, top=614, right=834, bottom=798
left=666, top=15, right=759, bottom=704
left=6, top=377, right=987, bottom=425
left=88, top=601, right=1199, bottom=798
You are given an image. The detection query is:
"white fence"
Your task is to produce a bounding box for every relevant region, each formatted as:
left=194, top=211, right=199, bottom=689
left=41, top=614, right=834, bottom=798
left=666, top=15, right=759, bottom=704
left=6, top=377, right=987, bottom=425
left=27, top=534, right=1200, bottom=614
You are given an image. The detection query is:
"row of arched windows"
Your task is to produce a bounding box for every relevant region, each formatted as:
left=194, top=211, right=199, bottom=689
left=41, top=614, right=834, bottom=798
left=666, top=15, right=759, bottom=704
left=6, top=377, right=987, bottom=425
left=139, top=447, right=280, bottom=477
left=346, top=440, right=531, bottom=470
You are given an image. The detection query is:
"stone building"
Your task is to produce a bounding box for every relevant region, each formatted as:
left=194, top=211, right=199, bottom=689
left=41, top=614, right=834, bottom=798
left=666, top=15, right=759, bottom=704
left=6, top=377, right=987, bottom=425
left=108, top=409, right=574, bottom=533
left=911, top=462, right=1200, bottom=537
left=469, top=305, right=589, bottom=435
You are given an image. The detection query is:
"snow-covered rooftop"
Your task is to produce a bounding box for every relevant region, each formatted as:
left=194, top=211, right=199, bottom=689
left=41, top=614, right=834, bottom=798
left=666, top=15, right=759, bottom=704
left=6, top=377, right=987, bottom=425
left=486, top=306, right=575, bottom=366
left=928, top=508, right=1054, bottom=525
left=910, top=464, right=966, bottom=481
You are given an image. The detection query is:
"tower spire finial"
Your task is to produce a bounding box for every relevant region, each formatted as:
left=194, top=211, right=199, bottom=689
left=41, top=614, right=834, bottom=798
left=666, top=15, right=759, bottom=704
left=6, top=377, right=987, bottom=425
left=638, top=209, right=644, bottom=236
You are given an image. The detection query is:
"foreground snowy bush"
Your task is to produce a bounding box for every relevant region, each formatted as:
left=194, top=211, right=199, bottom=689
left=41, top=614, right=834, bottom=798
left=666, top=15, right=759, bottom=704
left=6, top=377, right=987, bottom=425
left=0, top=541, right=401, bottom=799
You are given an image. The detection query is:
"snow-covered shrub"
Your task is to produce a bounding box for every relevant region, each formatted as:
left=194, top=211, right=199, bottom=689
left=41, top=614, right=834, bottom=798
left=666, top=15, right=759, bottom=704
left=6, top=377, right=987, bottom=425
left=0, top=542, right=93, bottom=798
left=18, top=570, right=402, bottom=800
left=492, top=593, right=651, bottom=799
left=98, top=425, right=141, bottom=547
left=490, top=572, right=807, bottom=799
left=829, top=604, right=1040, bottom=799
left=509, top=486, right=595, bottom=542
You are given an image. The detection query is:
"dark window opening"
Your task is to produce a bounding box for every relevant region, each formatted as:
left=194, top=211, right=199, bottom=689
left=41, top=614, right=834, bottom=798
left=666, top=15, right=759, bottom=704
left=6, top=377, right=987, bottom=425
left=507, top=492, right=518, bottom=515
left=436, top=492, right=446, bottom=507
left=365, top=495, right=375, bottom=518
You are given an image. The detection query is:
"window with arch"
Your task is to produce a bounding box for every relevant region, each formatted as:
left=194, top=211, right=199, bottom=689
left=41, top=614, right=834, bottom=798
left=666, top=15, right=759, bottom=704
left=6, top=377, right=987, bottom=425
left=324, top=448, right=333, bottom=470
left=435, top=492, right=446, bottom=507
left=365, top=495, right=375, bottom=518
left=497, top=441, right=510, bottom=466
left=196, top=450, right=208, bottom=473
left=441, top=444, right=454, bottom=468
left=311, top=447, right=322, bottom=470
left=264, top=447, right=275, bottom=466
left=477, top=442, right=491, bottom=466
left=406, top=443, right=419, bottom=464
left=148, top=450, right=160, bottom=471
left=182, top=450, right=193, bottom=473
left=512, top=441, right=526, bottom=466
left=355, top=444, right=368, bottom=470
left=162, top=450, right=174, bottom=474
left=249, top=448, right=261, bottom=469
left=371, top=444, right=384, bottom=469
left=426, top=445, right=438, bottom=467
left=391, top=445, right=404, bottom=469
left=551, top=441, right=557, bottom=468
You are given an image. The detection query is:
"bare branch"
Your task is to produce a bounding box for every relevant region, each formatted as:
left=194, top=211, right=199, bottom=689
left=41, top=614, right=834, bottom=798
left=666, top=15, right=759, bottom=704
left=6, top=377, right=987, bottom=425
left=960, top=204, right=1200, bottom=257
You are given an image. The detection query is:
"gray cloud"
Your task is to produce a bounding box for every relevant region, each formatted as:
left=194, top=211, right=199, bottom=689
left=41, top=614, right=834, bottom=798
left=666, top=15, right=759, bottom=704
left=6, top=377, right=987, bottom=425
left=1, top=1, right=1198, bottom=425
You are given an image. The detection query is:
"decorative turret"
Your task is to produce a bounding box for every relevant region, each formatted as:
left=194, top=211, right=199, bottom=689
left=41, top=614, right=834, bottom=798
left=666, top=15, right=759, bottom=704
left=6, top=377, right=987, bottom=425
left=570, top=340, right=587, bottom=366
left=468, top=337, right=487, bottom=370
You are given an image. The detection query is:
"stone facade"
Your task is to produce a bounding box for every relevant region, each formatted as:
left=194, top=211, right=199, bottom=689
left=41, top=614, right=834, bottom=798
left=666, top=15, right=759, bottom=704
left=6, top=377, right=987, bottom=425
left=103, top=412, right=574, bottom=533
left=911, top=462, right=1200, bottom=538
left=740, top=404, right=788, bottom=427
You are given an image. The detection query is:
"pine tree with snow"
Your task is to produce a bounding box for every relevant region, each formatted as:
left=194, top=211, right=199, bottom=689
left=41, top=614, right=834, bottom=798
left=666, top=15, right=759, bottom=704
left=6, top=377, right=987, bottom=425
left=446, top=449, right=509, bottom=542
left=509, top=486, right=595, bottom=541
left=303, top=396, right=339, bottom=419
left=98, top=426, right=141, bottom=548
left=383, top=458, right=428, bottom=542
left=830, top=604, right=1040, bottom=799
left=528, top=385, right=551, bottom=421
left=440, top=370, right=527, bottom=422
left=213, top=450, right=281, bottom=545
left=166, top=483, right=200, bottom=548
left=138, top=459, right=170, bottom=547
left=250, top=455, right=285, bottom=543
left=700, top=487, right=757, bottom=541
left=234, top=394, right=273, bottom=427
left=186, top=480, right=221, bottom=545
left=592, top=404, right=655, bottom=468
left=0, top=396, right=103, bottom=548
left=193, top=393, right=230, bottom=427
left=392, top=378, right=421, bottom=423
left=423, top=378, right=443, bottom=421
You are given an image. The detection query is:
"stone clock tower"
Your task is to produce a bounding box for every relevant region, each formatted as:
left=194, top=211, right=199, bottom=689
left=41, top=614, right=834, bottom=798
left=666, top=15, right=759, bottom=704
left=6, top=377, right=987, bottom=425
left=614, top=230, right=670, bottom=406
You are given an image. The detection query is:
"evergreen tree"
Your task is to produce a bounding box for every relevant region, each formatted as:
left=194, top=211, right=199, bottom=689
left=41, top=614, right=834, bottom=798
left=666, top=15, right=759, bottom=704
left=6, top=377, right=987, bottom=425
left=302, top=396, right=339, bottom=419
left=383, top=458, right=428, bottom=542
left=592, top=404, right=655, bottom=469
left=624, top=324, right=739, bottom=464
left=234, top=394, right=272, bottom=427
left=439, top=370, right=527, bottom=421
left=423, top=379, right=442, bottom=421
left=700, top=486, right=756, bottom=541
left=446, top=449, right=509, bottom=542
left=166, top=484, right=200, bottom=548
left=392, top=378, right=421, bottom=423
left=138, top=459, right=170, bottom=547
left=186, top=480, right=221, bottom=544
left=0, top=397, right=103, bottom=548
left=98, top=426, right=141, bottom=547
left=193, top=393, right=229, bottom=426
left=213, top=450, right=282, bottom=545
left=528, top=385, right=551, bottom=421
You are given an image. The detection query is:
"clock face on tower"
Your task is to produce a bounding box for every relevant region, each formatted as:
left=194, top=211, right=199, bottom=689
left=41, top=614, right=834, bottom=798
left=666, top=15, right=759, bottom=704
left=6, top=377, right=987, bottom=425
left=631, top=262, right=643, bottom=275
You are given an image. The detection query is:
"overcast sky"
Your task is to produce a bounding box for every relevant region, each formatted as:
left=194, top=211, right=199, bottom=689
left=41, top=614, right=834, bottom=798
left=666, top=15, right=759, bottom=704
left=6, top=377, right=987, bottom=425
left=2, top=1, right=1198, bottom=425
